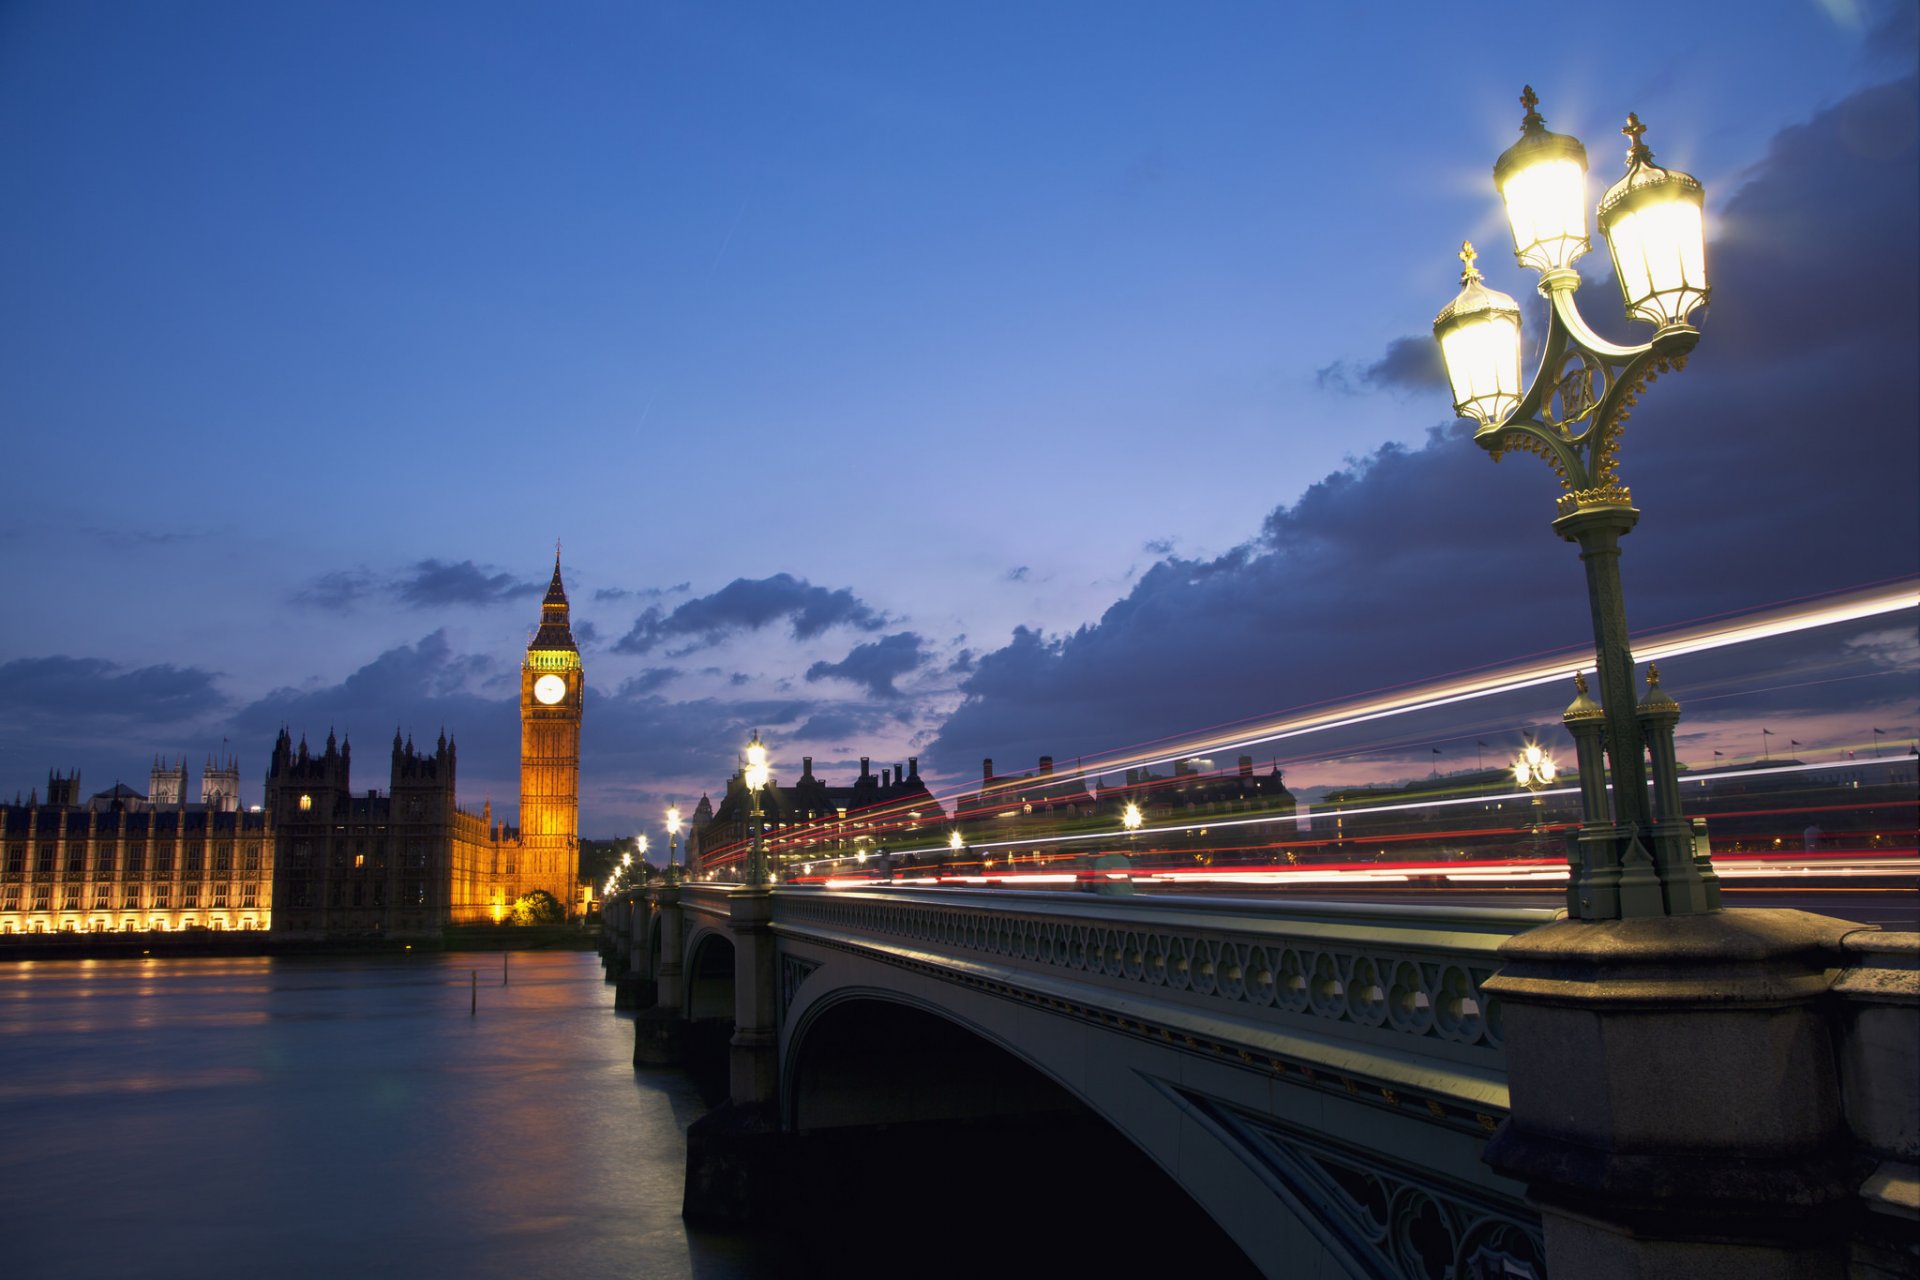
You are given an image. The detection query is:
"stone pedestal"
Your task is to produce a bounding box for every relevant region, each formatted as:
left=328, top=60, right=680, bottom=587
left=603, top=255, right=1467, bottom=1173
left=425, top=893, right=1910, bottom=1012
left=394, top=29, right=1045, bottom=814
left=1485, top=909, right=1867, bottom=1279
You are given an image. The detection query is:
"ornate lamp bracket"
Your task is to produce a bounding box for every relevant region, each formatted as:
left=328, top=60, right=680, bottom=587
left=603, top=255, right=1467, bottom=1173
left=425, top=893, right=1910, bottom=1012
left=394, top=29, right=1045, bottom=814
left=1474, top=278, right=1696, bottom=518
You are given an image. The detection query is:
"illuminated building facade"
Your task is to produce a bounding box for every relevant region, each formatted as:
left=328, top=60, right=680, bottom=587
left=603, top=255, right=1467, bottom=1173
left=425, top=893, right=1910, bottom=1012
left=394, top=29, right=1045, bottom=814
left=693, top=756, right=944, bottom=877
left=518, top=554, right=583, bottom=914
left=1, top=756, right=271, bottom=934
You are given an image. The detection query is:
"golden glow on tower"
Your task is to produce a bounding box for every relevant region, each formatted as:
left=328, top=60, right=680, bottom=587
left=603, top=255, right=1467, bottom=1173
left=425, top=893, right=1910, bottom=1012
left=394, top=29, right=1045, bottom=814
left=518, top=552, right=582, bottom=915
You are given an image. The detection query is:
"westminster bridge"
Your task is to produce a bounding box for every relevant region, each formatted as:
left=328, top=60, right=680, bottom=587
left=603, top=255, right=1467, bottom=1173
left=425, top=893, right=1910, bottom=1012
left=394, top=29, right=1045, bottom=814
left=601, top=880, right=1918, bottom=1279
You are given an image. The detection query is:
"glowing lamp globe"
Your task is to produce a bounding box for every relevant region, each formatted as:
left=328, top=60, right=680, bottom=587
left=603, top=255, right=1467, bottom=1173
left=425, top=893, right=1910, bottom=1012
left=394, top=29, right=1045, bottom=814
left=744, top=733, right=770, bottom=793
left=1597, top=114, right=1709, bottom=330
left=1494, top=87, right=1591, bottom=274
left=1513, top=760, right=1532, bottom=787
left=1434, top=242, right=1524, bottom=428
left=666, top=805, right=681, bottom=836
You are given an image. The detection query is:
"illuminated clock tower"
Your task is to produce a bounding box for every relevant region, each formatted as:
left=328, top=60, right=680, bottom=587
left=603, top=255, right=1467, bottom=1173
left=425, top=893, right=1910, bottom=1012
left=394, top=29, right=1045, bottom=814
left=520, top=551, right=582, bottom=913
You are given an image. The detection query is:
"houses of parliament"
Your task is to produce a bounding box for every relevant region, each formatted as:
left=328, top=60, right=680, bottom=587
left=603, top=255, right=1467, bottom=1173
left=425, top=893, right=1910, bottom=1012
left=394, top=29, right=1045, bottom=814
left=0, top=555, right=585, bottom=938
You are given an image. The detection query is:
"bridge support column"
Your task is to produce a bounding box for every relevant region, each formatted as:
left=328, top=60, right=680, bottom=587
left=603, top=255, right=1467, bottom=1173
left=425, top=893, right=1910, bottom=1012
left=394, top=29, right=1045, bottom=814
left=683, top=887, right=784, bottom=1231
left=633, top=885, right=684, bottom=1067
left=1485, top=909, right=1864, bottom=1278
left=599, top=893, right=626, bottom=979
left=727, top=888, right=779, bottom=1107
left=614, top=897, right=656, bottom=1009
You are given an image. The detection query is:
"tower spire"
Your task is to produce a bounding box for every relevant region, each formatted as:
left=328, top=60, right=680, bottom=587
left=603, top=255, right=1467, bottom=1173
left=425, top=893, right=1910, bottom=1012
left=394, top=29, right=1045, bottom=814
left=532, top=546, right=576, bottom=651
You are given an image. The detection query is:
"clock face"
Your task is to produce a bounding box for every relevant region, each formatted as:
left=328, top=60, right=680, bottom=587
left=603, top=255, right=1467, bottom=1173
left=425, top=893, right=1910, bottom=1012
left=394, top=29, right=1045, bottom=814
left=533, top=673, right=567, bottom=705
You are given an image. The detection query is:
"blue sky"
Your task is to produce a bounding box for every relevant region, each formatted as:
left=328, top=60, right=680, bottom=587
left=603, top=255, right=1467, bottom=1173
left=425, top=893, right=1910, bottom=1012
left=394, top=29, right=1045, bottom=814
left=2, top=1, right=1915, bottom=832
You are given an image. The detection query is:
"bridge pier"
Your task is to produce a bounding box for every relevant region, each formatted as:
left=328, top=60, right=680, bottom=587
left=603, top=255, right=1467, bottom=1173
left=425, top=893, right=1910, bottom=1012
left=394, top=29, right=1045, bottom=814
left=613, top=891, right=656, bottom=1010
left=1485, top=909, right=1908, bottom=1279
left=683, top=885, right=784, bottom=1230
left=633, top=882, right=684, bottom=1067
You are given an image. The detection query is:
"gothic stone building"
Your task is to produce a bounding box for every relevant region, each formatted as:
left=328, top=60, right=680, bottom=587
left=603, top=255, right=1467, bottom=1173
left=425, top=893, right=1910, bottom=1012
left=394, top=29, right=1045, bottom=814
left=2, top=552, right=586, bottom=938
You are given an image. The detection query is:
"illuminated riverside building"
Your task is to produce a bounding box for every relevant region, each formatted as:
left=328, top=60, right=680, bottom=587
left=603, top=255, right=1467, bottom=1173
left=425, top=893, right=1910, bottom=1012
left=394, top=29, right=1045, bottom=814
left=2, top=552, right=588, bottom=937
left=517, top=554, right=585, bottom=915
left=264, top=728, right=534, bottom=938
left=1, top=755, right=270, bottom=934
left=691, top=756, right=944, bottom=877
left=270, top=553, right=586, bottom=936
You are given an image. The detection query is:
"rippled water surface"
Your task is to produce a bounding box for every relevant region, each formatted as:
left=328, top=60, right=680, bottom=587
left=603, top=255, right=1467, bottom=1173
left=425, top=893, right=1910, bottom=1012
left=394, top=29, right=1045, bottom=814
left=0, top=951, right=764, bottom=1280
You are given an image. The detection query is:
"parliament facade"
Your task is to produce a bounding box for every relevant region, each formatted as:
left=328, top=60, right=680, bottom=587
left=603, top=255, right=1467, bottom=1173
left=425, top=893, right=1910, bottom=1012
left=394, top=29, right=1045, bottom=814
left=0, top=554, right=585, bottom=938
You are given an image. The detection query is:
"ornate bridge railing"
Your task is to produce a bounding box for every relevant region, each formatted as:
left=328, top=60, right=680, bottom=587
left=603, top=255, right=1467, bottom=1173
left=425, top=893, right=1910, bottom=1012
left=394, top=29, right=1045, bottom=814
left=772, top=886, right=1561, bottom=1122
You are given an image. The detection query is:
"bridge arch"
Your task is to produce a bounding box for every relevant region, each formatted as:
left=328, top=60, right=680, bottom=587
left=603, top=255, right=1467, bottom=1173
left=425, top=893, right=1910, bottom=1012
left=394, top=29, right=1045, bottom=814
left=784, top=988, right=1080, bottom=1132
left=684, top=926, right=734, bottom=1022
left=779, top=986, right=1260, bottom=1274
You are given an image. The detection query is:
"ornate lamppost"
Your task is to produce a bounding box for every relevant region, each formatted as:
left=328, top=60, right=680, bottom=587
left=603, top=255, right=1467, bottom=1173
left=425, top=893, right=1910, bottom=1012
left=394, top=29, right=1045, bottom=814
left=1511, top=742, right=1557, bottom=856
left=742, top=731, right=771, bottom=886
left=664, top=804, right=683, bottom=885
left=1433, top=87, right=1719, bottom=920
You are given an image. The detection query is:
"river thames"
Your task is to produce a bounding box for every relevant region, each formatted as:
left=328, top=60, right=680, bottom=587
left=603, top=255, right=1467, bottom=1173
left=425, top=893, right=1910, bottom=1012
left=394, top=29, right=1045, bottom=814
left=0, top=951, right=774, bottom=1279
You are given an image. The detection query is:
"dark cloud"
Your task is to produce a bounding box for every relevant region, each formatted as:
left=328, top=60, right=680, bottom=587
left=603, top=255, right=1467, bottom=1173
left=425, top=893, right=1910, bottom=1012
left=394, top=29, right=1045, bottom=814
left=293, top=560, right=540, bottom=611
left=1316, top=335, right=1448, bottom=396
left=1143, top=538, right=1175, bottom=556
left=928, top=78, right=1919, bottom=775
left=0, top=656, right=231, bottom=801
left=796, top=707, right=898, bottom=741
left=294, top=569, right=377, bottom=610
left=393, top=560, right=541, bottom=608
left=612, top=573, right=885, bottom=655
left=594, top=581, right=691, bottom=603
left=0, top=656, right=224, bottom=723
left=805, top=632, right=930, bottom=699
left=573, top=619, right=602, bottom=648
left=619, top=667, right=681, bottom=696
left=1006, top=566, right=1031, bottom=583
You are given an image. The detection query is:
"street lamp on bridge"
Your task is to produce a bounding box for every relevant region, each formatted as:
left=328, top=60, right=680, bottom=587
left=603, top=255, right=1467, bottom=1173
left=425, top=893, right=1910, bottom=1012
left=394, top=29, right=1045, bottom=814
left=665, top=804, right=683, bottom=885
left=1433, top=87, right=1719, bottom=920
left=743, top=730, right=772, bottom=886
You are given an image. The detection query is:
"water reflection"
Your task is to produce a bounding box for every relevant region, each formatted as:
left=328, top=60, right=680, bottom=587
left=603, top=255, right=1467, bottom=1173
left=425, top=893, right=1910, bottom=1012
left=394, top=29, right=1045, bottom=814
left=0, top=952, right=768, bottom=1280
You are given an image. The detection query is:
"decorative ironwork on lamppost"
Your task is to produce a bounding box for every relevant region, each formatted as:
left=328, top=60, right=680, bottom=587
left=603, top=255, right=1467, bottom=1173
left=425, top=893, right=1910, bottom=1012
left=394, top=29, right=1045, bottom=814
left=665, top=805, right=683, bottom=885
left=743, top=730, right=771, bottom=886
left=1512, top=742, right=1557, bottom=855
left=1434, top=87, right=1720, bottom=921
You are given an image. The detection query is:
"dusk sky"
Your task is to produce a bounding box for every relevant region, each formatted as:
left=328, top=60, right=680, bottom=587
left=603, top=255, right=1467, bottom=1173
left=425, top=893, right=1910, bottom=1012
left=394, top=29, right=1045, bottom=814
left=3, top=1, right=1915, bottom=834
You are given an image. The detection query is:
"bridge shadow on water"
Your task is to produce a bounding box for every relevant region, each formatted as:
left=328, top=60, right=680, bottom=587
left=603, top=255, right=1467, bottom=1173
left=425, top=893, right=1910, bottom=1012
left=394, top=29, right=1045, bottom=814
left=769, top=1112, right=1263, bottom=1279
left=683, top=998, right=1262, bottom=1279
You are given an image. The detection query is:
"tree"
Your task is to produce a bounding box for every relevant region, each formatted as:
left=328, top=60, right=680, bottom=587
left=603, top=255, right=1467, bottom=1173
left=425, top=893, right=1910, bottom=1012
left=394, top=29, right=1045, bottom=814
left=510, top=889, right=565, bottom=925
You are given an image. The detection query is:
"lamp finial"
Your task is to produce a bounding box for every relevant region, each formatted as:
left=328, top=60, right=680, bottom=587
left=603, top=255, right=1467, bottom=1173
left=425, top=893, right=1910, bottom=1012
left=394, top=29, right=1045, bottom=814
left=1574, top=670, right=1589, bottom=695
left=1458, top=240, right=1481, bottom=284
left=1519, top=85, right=1543, bottom=133
left=1646, top=663, right=1661, bottom=689
left=1622, top=112, right=1652, bottom=165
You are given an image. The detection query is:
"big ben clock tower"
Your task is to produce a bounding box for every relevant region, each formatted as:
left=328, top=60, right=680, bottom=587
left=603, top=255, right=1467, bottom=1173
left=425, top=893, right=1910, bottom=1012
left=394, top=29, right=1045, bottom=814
left=520, top=551, right=581, bottom=913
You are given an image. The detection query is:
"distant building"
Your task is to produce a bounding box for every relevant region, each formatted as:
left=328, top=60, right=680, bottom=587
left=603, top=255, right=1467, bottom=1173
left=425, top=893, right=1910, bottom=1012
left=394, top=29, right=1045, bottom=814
left=1, top=551, right=588, bottom=937
left=2, top=755, right=271, bottom=934
left=263, top=728, right=526, bottom=938
left=692, top=755, right=944, bottom=877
